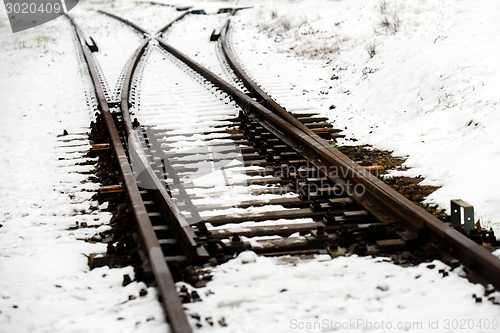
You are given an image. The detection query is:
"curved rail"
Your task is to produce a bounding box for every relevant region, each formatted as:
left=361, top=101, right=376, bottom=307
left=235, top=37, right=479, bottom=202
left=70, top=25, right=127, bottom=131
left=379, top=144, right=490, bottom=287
left=219, top=18, right=500, bottom=289
left=66, top=14, right=193, bottom=333
left=120, top=37, right=209, bottom=262
left=99, top=9, right=190, bottom=38
left=88, top=3, right=209, bottom=263
left=157, top=12, right=190, bottom=37
left=97, top=10, right=149, bottom=36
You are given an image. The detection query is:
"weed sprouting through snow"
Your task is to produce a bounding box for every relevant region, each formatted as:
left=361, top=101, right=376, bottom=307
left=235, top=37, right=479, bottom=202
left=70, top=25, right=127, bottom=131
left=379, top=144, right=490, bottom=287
left=437, top=93, right=457, bottom=109
left=365, top=41, right=377, bottom=58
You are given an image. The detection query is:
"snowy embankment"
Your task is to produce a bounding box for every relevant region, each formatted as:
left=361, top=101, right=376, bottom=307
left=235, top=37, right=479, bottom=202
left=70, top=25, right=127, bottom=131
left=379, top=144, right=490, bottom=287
left=0, top=6, right=167, bottom=333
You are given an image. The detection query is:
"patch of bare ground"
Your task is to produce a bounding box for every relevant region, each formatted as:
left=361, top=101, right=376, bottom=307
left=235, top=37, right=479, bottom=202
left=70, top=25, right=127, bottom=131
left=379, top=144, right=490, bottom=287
left=336, top=144, right=406, bottom=169
left=337, top=144, right=444, bottom=217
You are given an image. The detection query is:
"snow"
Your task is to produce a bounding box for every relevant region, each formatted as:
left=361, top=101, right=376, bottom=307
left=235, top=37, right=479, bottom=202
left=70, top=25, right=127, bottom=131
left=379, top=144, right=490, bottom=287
left=182, top=252, right=500, bottom=333
left=2, top=0, right=500, bottom=332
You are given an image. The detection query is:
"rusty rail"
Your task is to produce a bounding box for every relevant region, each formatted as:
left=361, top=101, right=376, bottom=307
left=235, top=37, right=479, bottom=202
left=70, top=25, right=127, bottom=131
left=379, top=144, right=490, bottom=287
left=157, top=12, right=190, bottom=36
left=66, top=14, right=193, bottom=333
left=99, top=9, right=190, bottom=38
left=97, top=10, right=149, bottom=36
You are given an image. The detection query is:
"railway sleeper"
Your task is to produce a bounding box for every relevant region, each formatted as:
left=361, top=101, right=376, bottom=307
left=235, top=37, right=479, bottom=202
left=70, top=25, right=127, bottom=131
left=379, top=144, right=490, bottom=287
left=312, top=128, right=342, bottom=140
left=89, top=143, right=111, bottom=157
left=290, top=112, right=320, bottom=118
left=98, top=184, right=126, bottom=202
left=194, top=196, right=315, bottom=211
left=251, top=137, right=281, bottom=148
left=298, top=184, right=344, bottom=200
left=204, top=207, right=330, bottom=226
left=207, top=222, right=324, bottom=239
left=295, top=116, right=329, bottom=123
left=224, top=235, right=337, bottom=256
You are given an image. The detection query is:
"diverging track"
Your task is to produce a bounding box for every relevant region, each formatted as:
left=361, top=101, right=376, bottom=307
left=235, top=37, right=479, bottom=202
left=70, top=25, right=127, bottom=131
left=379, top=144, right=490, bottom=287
left=67, top=6, right=500, bottom=332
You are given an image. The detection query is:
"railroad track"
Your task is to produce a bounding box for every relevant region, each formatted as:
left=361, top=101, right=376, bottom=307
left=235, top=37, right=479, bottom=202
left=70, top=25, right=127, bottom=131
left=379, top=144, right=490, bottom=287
left=67, top=6, right=500, bottom=332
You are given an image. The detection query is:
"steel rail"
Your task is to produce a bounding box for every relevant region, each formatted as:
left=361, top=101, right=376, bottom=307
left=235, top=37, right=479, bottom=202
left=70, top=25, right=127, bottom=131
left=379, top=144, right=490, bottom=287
left=218, top=19, right=500, bottom=289
left=157, top=12, right=190, bottom=37
left=66, top=15, right=193, bottom=333
left=98, top=9, right=190, bottom=38
left=97, top=10, right=149, bottom=36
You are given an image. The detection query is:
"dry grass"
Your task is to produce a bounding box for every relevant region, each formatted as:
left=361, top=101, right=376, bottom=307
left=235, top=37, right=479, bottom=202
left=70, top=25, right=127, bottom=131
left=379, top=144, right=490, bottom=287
left=379, top=0, right=388, bottom=14
left=256, top=9, right=345, bottom=60
left=379, top=14, right=401, bottom=34
left=290, top=42, right=340, bottom=59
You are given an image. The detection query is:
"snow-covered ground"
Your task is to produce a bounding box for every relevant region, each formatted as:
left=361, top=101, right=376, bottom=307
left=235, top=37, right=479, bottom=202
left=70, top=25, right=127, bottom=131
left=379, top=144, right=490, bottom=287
left=2, top=0, right=500, bottom=332
left=0, top=4, right=167, bottom=333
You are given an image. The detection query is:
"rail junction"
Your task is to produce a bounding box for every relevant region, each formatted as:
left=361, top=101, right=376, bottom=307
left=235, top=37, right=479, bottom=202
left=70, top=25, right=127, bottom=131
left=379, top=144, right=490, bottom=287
left=66, top=5, right=500, bottom=332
